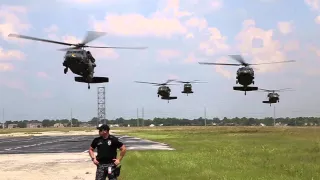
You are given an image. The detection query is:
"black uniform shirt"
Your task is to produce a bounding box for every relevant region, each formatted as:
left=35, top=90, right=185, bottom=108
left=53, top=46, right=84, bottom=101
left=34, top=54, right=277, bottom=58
left=90, top=135, right=123, bottom=164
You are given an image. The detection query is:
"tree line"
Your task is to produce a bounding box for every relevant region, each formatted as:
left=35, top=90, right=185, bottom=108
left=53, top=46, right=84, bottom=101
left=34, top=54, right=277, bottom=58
left=1, top=116, right=319, bottom=128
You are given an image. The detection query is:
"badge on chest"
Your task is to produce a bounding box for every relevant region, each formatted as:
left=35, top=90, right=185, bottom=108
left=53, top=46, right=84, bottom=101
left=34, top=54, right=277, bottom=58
left=107, top=140, right=111, bottom=146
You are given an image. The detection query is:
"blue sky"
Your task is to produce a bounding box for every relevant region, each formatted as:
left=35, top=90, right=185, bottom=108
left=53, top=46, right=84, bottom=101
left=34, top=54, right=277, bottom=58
left=1, top=0, right=320, bottom=121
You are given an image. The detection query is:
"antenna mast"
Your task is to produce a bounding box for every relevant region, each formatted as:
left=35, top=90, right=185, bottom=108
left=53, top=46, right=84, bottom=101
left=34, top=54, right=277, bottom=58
left=273, top=105, right=276, bottom=126
left=204, top=107, right=207, bottom=126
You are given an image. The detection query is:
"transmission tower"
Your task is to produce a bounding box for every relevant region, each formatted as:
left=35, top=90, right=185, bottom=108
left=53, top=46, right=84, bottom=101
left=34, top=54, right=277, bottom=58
left=97, top=87, right=106, bottom=125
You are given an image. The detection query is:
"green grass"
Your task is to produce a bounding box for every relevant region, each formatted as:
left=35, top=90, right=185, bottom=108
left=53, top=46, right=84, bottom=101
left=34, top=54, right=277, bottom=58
left=113, top=126, right=320, bottom=180
left=0, top=127, right=96, bottom=134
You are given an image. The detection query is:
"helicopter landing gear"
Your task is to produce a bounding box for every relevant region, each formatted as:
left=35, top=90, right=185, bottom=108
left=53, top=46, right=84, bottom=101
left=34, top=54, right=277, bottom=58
left=245, top=91, right=246, bottom=95
left=252, top=81, right=254, bottom=85
left=88, top=83, right=90, bottom=89
left=236, top=80, right=238, bottom=84
left=64, top=67, right=68, bottom=74
left=158, top=95, right=159, bottom=97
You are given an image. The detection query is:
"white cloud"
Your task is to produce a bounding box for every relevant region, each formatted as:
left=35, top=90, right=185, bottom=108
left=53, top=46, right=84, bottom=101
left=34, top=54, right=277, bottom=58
left=0, top=5, right=31, bottom=40
left=158, top=49, right=181, bottom=62
left=235, top=19, right=290, bottom=73
left=277, top=21, right=293, bottom=35
left=0, top=63, right=14, bottom=72
left=0, top=47, right=25, bottom=60
left=305, top=0, right=320, bottom=11
left=199, top=27, right=229, bottom=55
left=91, top=0, right=221, bottom=38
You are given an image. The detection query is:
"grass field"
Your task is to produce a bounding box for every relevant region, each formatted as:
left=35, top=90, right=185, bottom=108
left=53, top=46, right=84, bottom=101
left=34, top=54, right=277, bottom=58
left=112, top=126, right=320, bottom=180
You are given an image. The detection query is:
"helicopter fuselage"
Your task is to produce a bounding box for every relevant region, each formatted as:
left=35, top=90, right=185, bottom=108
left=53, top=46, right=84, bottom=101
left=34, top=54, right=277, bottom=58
left=236, top=67, right=255, bottom=87
left=267, top=93, right=280, bottom=103
left=157, top=85, right=171, bottom=98
left=63, top=50, right=96, bottom=82
left=182, top=83, right=193, bottom=95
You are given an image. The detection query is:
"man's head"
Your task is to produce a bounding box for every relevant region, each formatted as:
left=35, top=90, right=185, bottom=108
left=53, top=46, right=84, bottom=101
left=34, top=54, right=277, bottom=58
left=97, top=124, right=110, bottom=136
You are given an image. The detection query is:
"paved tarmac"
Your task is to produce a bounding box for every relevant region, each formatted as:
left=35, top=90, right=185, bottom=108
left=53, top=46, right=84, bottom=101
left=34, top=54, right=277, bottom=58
left=0, top=135, right=174, bottom=154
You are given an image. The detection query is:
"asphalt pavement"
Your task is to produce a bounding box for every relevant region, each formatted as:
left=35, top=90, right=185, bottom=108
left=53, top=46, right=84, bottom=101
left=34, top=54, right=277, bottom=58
left=0, top=135, right=174, bottom=154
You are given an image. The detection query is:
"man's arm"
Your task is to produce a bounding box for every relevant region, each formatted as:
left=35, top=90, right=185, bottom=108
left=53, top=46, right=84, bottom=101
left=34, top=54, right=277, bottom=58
left=118, top=144, right=126, bottom=161
left=115, top=138, right=126, bottom=161
left=89, top=146, right=95, bottom=160
left=89, top=139, right=97, bottom=160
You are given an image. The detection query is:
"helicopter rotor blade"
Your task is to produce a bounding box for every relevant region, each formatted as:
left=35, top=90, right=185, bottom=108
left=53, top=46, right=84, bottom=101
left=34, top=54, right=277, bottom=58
left=198, top=62, right=241, bottom=66
left=249, top=60, right=296, bottom=65
left=81, top=31, right=107, bottom=45
left=228, top=55, right=249, bottom=66
left=175, top=80, right=207, bottom=83
left=85, top=45, right=147, bottom=49
left=258, top=88, right=294, bottom=92
left=257, top=88, right=273, bottom=92
left=8, top=34, right=75, bottom=46
left=134, top=81, right=161, bottom=85
left=58, top=46, right=80, bottom=51
left=164, top=79, right=177, bottom=84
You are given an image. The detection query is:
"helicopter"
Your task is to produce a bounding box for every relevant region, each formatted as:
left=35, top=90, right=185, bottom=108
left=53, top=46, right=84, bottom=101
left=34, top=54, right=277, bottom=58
left=134, top=79, right=178, bottom=103
left=198, top=55, right=296, bottom=95
left=173, top=80, right=207, bottom=96
left=8, top=31, right=147, bottom=89
left=258, top=88, right=293, bottom=106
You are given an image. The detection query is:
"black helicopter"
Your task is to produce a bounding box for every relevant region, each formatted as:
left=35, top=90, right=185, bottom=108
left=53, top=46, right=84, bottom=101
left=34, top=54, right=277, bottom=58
left=198, top=55, right=295, bottom=95
left=134, top=80, right=178, bottom=103
left=258, top=88, right=293, bottom=106
left=173, top=80, right=207, bottom=96
left=8, top=31, right=147, bottom=89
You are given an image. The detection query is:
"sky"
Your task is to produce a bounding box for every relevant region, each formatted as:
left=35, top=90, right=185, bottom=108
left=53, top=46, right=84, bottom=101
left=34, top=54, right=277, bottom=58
left=1, top=0, right=320, bottom=121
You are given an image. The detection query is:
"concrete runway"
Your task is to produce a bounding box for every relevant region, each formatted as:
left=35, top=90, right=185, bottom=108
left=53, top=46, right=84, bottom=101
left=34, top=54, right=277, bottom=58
left=0, top=135, right=174, bottom=154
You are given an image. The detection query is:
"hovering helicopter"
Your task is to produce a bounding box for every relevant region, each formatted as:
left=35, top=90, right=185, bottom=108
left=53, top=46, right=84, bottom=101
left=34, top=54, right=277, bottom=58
left=258, top=88, right=293, bottom=106
left=134, top=80, right=178, bottom=103
left=198, top=55, right=296, bottom=95
left=8, top=31, right=147, bottom=89
left=173, top=80, right=207, bottom=96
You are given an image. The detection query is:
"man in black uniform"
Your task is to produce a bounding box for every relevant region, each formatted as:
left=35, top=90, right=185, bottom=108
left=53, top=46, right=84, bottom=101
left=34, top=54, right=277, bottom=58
left=89, top=124, right=126, bottom=180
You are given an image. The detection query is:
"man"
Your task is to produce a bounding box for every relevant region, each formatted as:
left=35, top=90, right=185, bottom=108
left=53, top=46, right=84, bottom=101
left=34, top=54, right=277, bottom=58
left=89, top=124, right=126, bottom=180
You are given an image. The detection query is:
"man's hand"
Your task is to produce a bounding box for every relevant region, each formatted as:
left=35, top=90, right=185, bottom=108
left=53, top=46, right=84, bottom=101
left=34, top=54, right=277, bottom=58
left=113, top=159, right=120, bottom=165
left=92, top=158, right=99, bottom=165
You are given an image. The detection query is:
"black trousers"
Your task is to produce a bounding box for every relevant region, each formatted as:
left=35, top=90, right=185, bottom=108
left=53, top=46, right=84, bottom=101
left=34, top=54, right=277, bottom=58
left=95, top=163, right=117, bottom=180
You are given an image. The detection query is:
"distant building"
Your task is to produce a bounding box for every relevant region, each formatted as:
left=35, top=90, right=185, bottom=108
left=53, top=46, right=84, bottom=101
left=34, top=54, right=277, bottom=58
left=53, top=123, right=64, bottom=128
left=26, top=123, right=43, bottom=128
left=79, top=122, right=90, bottom=127
left=7, top=124, right=18, bottom=128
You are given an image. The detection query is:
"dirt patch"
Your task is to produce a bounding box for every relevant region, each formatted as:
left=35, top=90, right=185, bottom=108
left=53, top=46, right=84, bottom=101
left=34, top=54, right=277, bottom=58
left=0, top=153, right=98, bottom=180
